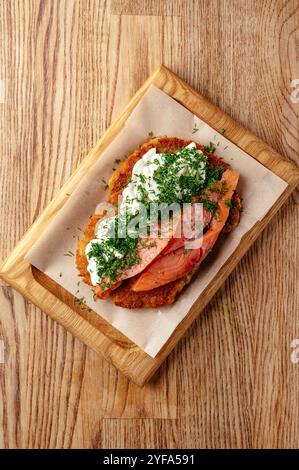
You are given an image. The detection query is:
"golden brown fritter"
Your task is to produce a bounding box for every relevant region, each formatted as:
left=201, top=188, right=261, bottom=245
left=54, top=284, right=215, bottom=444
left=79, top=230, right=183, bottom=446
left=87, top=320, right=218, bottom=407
left=76, top=213, right=102, bottom=287
left=222, top=191, right=242, bottom=234
left=76, top=137, right=241, bottom=308
left=110, top=272, right=194, bottom=308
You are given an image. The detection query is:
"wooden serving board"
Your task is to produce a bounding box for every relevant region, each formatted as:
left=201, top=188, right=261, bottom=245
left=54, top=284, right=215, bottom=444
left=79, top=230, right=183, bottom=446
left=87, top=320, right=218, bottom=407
left=1, top=65, right=299, bottom=387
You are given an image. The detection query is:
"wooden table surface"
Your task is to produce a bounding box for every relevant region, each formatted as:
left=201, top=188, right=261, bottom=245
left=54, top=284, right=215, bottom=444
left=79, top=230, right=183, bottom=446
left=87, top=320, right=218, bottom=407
left=0, top=0, right=298, bottom=449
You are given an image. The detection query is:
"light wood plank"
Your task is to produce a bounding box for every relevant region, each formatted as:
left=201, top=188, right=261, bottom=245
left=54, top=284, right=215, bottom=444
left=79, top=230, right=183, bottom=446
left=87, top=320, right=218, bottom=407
left=0, top=0, right=298, bottom=449
left=1, top=61, right=298, bottom=388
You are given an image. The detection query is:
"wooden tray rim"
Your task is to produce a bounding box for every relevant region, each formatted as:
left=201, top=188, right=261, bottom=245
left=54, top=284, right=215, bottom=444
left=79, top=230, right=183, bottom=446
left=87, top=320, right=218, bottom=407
left=1, top=64, right=299, bottom=386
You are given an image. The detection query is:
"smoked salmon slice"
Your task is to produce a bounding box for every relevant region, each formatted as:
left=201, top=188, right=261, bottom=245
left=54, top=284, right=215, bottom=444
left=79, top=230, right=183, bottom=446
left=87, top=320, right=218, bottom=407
left=132, top=170, right=239, bottom=292
left=161, top=179, right=226, bottom=255
left=94, top=213, right=181, bottom=299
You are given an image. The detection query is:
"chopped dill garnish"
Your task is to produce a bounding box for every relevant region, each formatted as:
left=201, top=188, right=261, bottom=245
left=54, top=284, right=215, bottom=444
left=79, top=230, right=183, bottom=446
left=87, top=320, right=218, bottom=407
left=202, top=199, right=218, bottom=213
left=204, top=142, right=216, bottom=154
left=225, top=199, right=234, bottom=208
left=59, top=272, right=63, bottom=277
left=147, top=241, right=157, bottom=248
left=64, top=250, right=74, bottom=257
left=74, top=296, right=91, bottom=311
left=87, top=214, right=140, bottom=287
left=148, top=131, right=154, bottom=138
left=192, top=125, right=199, bottom=134
left=114, top=158, right=121, bottom=164
left=220, top=128, right=226, bottom=135
left=101, top=177, right=108, bottom=189
left=152, top=146, right=207, bottom=205
left=205, top=163, right=224, bottom=187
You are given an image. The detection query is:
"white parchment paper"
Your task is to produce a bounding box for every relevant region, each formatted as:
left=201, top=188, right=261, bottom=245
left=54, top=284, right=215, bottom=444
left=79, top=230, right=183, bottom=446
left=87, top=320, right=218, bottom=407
left=26, top=85, right=288, bottom=357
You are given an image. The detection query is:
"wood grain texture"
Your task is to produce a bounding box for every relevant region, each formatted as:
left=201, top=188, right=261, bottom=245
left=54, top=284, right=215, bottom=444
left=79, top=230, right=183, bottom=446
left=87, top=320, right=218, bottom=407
left=1, top=63, right=298, bottom=386
left=0, top=0, right=298, bottom=449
